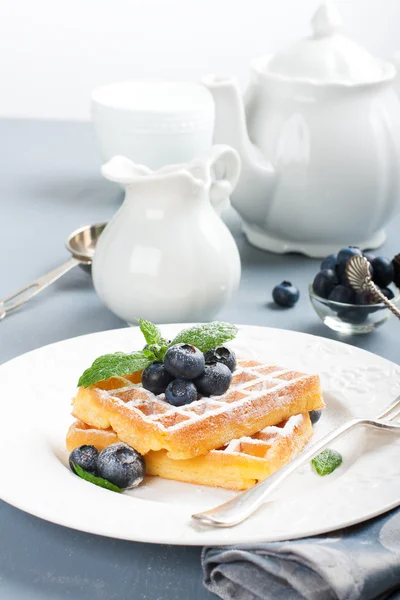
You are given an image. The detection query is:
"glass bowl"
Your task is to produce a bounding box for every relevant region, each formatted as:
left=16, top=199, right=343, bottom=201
left=309, top=284, right=400, bottom=334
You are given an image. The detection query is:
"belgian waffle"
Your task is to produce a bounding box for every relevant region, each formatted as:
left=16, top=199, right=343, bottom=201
left=67, top=413, right=313, bottom=490
left=72, top=358, right=323, bottom=460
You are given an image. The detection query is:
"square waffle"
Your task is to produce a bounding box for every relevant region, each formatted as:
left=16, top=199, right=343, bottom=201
left=72, top=358, right=323, bottom=460
left=67, top=413, right=313, bottom=490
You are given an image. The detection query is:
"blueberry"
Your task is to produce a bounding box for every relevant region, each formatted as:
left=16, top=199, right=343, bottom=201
left=320, top=253, right=337, bottom=271
left=312, top=269, right=339, bottom=299
left=142, top=362, right=173, bottom=395
left=380, top=287, right=395, bottom=300
left=69, top=445, right=99, bottom=475
left=163, top=343, right=205, bottom=379
left=393, top=255, right=400, bottom=288
left=195, top=363, right=232, bottom=396
left=328, top=285, right=355, bottom=304
left=338, top=307, right=368, bottom=325
left=355, top=290, right=375, bottom=305
left=97, top=443, right=145, bottom=489
left=336, top=246, right=362, bottom=277
left=371, top=257, right=394, bottom=288
left=272, top=281, right=300, bottom=308
left=309, top=410, right=322, bottom=425
left=204, top=346, right=236, bottom=372
left=165, top=379, right=198, bottom=406
left=363, top=252, right=376, bottom=263
left=337, top=271, right=351, bottom=288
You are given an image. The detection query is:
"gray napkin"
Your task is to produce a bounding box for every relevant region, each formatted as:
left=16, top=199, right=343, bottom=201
left=202, top=507, right=400, bottom=600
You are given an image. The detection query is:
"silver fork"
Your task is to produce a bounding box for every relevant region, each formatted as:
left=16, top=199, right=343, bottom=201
left=191, top=394, right=400, bottom=527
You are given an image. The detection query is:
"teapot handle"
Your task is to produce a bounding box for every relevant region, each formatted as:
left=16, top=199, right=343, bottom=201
left=208, top=145, right=241, bottom=215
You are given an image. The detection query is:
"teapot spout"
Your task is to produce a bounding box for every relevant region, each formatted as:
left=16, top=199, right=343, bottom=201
left=202, top=75, right=276, bottom=209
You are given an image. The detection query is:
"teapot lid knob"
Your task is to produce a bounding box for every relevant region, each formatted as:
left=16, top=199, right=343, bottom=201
left=311, top=0, right=342, bottom=38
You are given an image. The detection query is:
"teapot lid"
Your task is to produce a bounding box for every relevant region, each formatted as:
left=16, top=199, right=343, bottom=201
left=260, top=1, right=394, bottom=85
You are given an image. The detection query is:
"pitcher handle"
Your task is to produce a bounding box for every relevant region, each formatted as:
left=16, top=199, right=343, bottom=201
left=208, top=145, right=241, bottom=215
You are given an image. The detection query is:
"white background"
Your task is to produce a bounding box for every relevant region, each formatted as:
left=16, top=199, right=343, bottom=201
left=1, top=0, right=400, bottom=121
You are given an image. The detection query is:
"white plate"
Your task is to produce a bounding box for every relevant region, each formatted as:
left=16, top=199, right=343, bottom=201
left=0, top=325, right=399, bottom=546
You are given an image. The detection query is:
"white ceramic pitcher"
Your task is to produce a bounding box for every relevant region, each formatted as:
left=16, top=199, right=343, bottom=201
left=92, top=145, right=241, bottom=324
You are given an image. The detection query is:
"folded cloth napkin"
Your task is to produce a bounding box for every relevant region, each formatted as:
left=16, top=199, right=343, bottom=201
left=202, top=507, right=400, bottom=600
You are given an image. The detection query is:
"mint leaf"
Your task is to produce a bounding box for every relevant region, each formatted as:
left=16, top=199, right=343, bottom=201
left=169, top=322, right=238, bottom=353
left=157, top=344, right=168, bottom=360
left=142, top=348, right=157, bottom=359
left=312, top=449, right=342, bottom=476
left=72, top=463, right=121, bottom=493
left=138, top=319, right=162, bottom=346
left=77, top=320, right=238, bottom=388
left=78, top=350, right=155, bottom=388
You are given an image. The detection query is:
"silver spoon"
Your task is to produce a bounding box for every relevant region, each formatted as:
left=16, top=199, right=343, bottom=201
left=0, top=222, right=107, bottom=320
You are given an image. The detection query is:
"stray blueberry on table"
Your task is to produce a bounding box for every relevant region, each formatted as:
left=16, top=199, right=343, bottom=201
left=272, top=281, right=300, bottom=308
left=163, top=343, right=205, bottom=379
left=69, top=445, right=99, bottom=475
left=195, top=363, right=232, bottom=396
left=165, top=379, right=198, bottom=406
left=97, top=443, right=146, bottom=489
left=204, top=346, right=236, bottom=372
left=142, top=361, right=173, bottom=395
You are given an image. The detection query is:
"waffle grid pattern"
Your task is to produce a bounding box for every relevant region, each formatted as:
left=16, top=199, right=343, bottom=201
left=222, top=413, right=305, bottom=457
left=95, top=359, right=311, bottom=432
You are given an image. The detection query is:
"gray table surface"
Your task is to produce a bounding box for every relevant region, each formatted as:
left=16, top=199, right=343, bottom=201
left=0, top=118, right=399, bottom=600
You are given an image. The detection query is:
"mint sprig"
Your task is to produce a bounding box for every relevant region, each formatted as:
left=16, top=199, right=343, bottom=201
left=78, top=350, right=155, bottom=388
left=312, top=449, right=342, bottom=476
left=72, top=463, right=122, bottom=493
left=138, top=318, right=162, bottom=346
left=138, top=318, right=169, bottom=361
left=169, top=322, right=238, bottom=353
left=78, top=320, right=238, bottom=388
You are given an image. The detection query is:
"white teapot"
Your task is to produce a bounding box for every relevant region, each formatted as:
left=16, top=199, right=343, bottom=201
left=203, top=1, right=400, bottom=257
left=92, top=145, right=241, bottom=324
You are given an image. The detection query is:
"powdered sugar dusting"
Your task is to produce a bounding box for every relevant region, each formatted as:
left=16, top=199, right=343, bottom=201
left=94, top=358, right=314, bottom=432
left=223, top=415, right=305, bottom=454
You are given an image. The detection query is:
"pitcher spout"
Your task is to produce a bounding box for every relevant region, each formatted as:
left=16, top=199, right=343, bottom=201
left=101, top=155, right=151, bottom=184
left=202, top=75, right=276, bottom=212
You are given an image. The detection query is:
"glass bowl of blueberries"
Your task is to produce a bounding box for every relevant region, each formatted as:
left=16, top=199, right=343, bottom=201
left=310, top=246, right=400, bottom=334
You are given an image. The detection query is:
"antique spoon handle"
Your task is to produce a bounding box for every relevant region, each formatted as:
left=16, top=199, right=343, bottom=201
left=368, top=281, right=400, bottom=319
left=345, top=255, right=400, bottom=320
left=0, top=257, right=80, bottom=318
